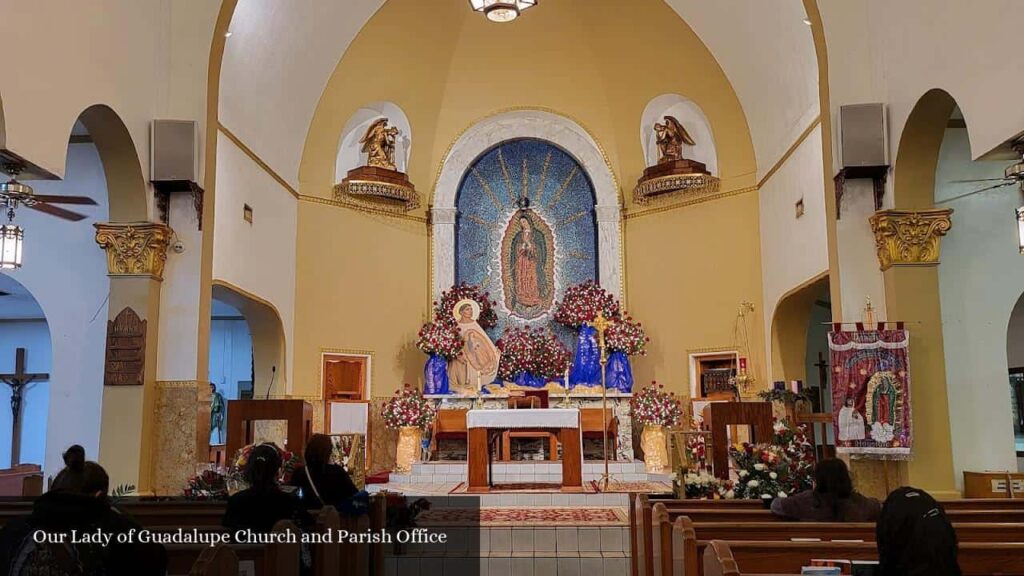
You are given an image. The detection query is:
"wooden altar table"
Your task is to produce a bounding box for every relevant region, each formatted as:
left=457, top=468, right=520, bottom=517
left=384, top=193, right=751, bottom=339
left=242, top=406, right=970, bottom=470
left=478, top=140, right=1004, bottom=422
left=466, top=408, right=583, bottom=493
left=226, top=399, right=313, bottom=459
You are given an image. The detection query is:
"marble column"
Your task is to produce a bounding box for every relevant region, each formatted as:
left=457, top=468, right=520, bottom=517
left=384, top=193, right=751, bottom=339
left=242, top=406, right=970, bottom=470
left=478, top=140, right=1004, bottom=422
left=595, top=204, right=623, bottom=298
left=431, top=207, right=458, bottom=296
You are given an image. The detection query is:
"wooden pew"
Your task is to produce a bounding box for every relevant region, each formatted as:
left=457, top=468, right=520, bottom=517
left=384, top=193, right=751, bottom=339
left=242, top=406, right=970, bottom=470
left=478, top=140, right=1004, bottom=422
left=653, top=505, right=1024, bottom=524
left=188, top=544, right=238, bottom=576
left=314, top=507, right=341, bottom=576
left=669, top=516, right=1024, bottom=543
left=166, top=519, right=300, bottom=576
left=646, top=495, right=1024, bottom=511
left=0, top=465, right=43, bottom=497
left=699, top=539, right=1024, bottom=576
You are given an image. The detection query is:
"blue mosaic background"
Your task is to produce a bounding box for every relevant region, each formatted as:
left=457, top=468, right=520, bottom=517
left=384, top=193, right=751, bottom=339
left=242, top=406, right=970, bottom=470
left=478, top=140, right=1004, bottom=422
left=456, top=138, right=598, bottom=341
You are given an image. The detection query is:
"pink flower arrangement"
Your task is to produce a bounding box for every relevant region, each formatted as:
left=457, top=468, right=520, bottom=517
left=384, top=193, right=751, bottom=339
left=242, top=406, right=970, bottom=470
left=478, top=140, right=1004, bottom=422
left=496, top=326, right=570, bottom=380
left=416, top=317, right=464, bottom=359
left=605, top=314, right=649, bottom=356
left=382, top=384, right=436, bottom=429
left=433, top=283, right=498, bottom=329
left=629, top=381, right=682, bottom=427
left=554, top=280, right=620, bottom=328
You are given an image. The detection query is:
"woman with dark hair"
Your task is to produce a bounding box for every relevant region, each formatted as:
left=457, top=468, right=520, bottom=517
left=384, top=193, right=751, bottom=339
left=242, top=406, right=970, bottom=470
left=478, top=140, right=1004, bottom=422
left=770, top=457, right=881, bottom=521
left=877, top=487, right=961, bottom=576
left=0, top=445, right=167, bottom=575
left=222, top=443, right=311, bottom=532
left=289, top=434, right=358, bottom=510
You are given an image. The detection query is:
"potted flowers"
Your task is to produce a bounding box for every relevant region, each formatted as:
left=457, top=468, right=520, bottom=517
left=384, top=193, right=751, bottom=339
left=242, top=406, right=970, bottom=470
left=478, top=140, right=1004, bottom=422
left=629, top=381, right=682, bottom=472
left=382, top=384, right=436, bottom=473
left=416, top=318, right=464, bottom=395
left=554, top=281, right=620, bottom=387
left=496, top=326, right=570, bottom=388
left=604, top=314, right=648, bottom=393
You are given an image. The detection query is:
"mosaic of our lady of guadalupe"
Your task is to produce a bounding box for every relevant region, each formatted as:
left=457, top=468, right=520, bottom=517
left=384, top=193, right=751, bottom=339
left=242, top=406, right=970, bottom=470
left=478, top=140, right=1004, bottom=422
left=444, top=138, right=602, bottom=395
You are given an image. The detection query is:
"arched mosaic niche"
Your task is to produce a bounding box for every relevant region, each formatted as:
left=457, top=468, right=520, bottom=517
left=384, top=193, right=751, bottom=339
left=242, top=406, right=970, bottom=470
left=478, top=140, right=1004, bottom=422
left=455, top=138, right=598, bottom=336
left=432, top=109, right=623, bottom=323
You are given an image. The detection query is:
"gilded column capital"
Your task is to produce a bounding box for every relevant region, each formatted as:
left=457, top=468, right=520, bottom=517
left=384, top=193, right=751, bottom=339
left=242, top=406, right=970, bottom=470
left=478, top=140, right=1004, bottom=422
left=869, top=208, right=953, bottom=271
left=94, top=222, right=172, bottom=280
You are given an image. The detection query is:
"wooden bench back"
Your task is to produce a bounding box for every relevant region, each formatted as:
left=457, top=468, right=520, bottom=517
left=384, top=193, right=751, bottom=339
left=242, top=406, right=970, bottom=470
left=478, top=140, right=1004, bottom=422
left=188, top=544, right=238, bottom=576
left=647, top=496, right=1024, bottom=510
left=701, top=540, right=740, bottom=576
left=314, top=507, right=341, bottom=576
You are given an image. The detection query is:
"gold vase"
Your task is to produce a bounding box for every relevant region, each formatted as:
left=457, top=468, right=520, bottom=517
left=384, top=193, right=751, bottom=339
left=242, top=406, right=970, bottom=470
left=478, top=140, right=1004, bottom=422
left=641, top=424, right=668, bottom=473
left=395, top=426, right=423, bottom=473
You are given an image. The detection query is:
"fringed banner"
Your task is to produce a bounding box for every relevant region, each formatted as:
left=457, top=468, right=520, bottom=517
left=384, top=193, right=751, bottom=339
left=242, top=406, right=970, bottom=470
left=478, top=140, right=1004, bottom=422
left=829, top=326, right=912, bottom=460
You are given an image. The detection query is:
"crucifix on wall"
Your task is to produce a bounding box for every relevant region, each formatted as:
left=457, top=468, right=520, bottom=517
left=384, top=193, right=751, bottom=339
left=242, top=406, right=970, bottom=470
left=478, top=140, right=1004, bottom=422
left=0, top=349, right=48, bottom=466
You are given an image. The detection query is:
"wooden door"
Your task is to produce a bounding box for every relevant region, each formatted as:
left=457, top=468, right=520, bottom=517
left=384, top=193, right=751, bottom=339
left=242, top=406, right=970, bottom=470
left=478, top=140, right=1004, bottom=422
left=323, top=355, right=366, bottom=401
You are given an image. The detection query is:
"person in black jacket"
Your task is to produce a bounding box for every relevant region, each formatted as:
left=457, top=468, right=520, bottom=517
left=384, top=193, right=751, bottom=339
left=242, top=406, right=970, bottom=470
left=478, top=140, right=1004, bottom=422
left=222, top=443, right=311, bottom=532
left=289, top=434, right=358, bottom=510
left=0, top=446, right=167, bottom=576
left=771, top=458, right=881, bottom=522
left=877, top=487, right=961, bottom=576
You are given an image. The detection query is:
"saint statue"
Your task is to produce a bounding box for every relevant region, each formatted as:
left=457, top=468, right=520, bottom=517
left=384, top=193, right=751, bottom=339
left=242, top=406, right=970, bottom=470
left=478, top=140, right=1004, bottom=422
left=653, top=115, right=695, bottom=164
left=837, top=396, right=866, bottom=442
left=509, top=215, right=547, bottom=311
left=447, top=299, right=500, bottom=394
left=210, top=383, right=225, bottom=445
left=359, top=118, right=400, bottom=171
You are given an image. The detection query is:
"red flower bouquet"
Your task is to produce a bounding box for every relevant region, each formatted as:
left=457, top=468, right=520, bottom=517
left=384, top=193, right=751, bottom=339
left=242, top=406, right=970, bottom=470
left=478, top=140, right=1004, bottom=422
left=606, top=314, right=649, bottom=356
left=629, top=381, right=682, bottom=427
left=382, top=384, right=436, bottom=429
left=553, top=280, right=620, bottom=328
left=415, top=317, right=464, bottom=359
left=496, top=326, right=570, bottom=380
left=530, top=327, right=571, bottom=379
left=434, top=283, right=498, bottom=329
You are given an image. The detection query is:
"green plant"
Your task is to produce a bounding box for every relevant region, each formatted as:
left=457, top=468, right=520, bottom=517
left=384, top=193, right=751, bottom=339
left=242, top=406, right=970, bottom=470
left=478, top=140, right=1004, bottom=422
left=111, top=483, right=136, bottom=503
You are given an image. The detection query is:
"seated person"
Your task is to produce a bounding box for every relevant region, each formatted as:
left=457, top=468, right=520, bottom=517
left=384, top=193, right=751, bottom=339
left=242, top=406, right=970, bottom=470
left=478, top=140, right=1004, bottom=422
left=289, top=434, right=359, bottom=511
left=877, top=487, right=961, bottom=576
left=222, top=443, right=312, bottom=532
left=0, top=446, right=167, bottom=575
left=771, top=458, right=881, bottom=522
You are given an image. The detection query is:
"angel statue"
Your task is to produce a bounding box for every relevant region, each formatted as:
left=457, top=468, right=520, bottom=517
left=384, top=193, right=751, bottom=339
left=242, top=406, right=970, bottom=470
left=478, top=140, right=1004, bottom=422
left=654, top=115, right=695, bottom=164
left=359, top=118, right=401, bottom=171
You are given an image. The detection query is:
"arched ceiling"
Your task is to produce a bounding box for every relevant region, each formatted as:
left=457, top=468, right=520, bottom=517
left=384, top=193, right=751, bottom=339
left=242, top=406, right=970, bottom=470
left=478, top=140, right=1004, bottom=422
left=219, top=0, right=817, bottom=189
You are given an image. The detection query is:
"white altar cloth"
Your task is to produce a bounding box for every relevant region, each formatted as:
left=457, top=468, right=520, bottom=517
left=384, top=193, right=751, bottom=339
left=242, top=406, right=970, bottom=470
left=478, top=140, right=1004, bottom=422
left=466, top=408, right=580, bottom=429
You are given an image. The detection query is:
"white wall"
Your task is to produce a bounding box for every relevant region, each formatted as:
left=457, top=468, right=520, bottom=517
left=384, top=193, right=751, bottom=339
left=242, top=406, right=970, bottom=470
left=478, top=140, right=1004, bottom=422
left=212, top=132, right=297, bottom=389
left=759, top=125, right=830, bottom=375
left=937, top=128, right=1020, bottom=483
left=835, top=179, right=888, bottom=322
left=3, top=143, right=110, bottom=478
left=0, top=320, right=51, bottom=467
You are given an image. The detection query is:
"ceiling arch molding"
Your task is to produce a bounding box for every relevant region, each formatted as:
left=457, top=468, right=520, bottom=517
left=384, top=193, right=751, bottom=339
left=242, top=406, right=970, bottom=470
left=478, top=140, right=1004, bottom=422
left=75, top=105, right=149, bottom=223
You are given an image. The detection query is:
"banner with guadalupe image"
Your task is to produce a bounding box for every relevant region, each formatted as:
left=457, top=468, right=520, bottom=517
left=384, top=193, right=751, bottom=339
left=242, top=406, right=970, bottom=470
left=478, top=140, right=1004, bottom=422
left=828, top=328, right=912, bottom=459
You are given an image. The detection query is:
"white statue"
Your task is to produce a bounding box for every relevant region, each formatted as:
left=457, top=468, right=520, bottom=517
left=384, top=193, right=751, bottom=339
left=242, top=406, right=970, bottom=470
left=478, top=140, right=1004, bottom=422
left=838, top=396, right=866, bottom=442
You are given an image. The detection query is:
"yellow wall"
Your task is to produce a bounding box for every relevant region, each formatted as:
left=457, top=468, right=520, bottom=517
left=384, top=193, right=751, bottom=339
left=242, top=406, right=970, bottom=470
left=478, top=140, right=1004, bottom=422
left=292, top=0, right=765, bottom=400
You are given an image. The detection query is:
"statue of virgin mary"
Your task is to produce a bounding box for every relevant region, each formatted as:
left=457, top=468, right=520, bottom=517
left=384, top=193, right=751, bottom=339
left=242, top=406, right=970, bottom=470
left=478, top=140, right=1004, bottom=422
left=447, top=299, right=500, bottom=394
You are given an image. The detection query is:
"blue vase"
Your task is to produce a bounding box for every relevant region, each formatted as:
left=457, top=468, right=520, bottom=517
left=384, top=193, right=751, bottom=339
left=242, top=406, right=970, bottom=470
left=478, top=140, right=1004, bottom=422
left=514, top=372, right=546, bottom=388
left=570, top=325, right=601, bottom=388
left=606, top=351, right=634, bottom=393
left=423, top=354, right=449, bottom=395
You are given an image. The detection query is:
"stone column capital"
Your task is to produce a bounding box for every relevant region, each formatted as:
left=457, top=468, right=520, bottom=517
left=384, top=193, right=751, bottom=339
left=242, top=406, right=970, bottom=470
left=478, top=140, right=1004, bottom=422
left=94, top=221, right=172, bottom=280
left=868, top=208, right=953, bottom=271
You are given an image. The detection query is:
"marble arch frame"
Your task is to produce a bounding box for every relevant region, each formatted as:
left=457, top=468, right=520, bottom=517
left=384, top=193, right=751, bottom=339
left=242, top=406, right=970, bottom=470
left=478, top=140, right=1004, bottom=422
left=431, top=109, right=623, bottom=299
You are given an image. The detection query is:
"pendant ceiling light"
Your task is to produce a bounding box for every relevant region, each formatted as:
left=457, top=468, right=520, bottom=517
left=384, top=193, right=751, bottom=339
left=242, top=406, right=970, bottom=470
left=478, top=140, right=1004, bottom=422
left=1016, top=204, right=1024, bottom=255
left=469, top=0, right=538, bottom=23
left=0, top=207, right=23, bottom=270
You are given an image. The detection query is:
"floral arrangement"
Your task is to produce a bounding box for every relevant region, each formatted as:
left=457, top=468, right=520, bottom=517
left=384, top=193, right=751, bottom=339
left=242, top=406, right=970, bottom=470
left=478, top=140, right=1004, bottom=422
left=232, top=442, right=301, bottom=485
left=728, top=419, right=815, bottom=501
left=605, top=314, right=649, bottom=356
left=629, top=381, right=683, bottom=427
left=382, top=384, right=436, bottom=429
left=495, top=326, right=570, bottom=380
left=553, top=280, right=620, bottom=328
left=415, top=317, right=464, bottom=359
left=685, top=430, right=708, bottom=470
left=758, top=388, right=814, bottom=405
left=183, top=469, right=229, bottom=500
left=433, top=283, right=498, bottom=329
left=679, top=469, right=735, bottom=500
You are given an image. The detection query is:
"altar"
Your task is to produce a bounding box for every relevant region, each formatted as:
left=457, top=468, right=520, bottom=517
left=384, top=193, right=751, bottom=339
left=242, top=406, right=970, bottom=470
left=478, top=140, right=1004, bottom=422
left=465, top=408, right=583, bottom=493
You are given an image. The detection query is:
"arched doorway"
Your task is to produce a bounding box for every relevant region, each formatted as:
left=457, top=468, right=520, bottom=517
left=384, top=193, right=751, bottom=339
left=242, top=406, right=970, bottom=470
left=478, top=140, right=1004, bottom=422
left=0, top=273, right=51, bottom=468
left=1005, top=294, right=1024, bottom=472
left=208, top=295, right=253, bottom=448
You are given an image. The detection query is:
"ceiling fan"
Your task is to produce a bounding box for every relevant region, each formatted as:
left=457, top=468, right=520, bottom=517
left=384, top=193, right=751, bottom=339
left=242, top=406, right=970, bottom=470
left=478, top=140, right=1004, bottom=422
left=1, top=163, right=98, bottom=222
left=949, top=139, right=1024, bottom=193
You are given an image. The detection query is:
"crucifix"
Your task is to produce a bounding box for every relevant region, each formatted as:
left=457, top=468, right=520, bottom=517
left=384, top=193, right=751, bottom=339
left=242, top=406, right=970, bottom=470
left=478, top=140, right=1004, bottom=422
left=0, top=349, right=49, bottom=466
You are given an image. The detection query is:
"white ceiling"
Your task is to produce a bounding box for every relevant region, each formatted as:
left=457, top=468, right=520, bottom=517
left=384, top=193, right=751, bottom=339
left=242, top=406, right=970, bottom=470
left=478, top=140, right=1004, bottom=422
left=0, top=273, right=46, bottom=320
left=218, top=0, right=819, bottom=188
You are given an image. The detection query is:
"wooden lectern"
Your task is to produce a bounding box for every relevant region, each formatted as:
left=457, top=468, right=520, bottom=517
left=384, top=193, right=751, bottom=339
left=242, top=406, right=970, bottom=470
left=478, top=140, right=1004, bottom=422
left=706, top=402, right=773, bottom=479
left=226, top=399, right=313, bottom=459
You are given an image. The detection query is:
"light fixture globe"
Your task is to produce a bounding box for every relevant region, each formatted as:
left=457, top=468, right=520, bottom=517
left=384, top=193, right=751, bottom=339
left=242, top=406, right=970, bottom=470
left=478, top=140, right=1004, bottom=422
left=0, top=222, right=23, bottom=269
left=469, top=0, right=537, bottom=23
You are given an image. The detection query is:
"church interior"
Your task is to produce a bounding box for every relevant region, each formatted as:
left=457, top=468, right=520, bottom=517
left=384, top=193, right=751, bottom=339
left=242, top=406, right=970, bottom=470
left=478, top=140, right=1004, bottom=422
left=2, top=0, right=1024, bottom=574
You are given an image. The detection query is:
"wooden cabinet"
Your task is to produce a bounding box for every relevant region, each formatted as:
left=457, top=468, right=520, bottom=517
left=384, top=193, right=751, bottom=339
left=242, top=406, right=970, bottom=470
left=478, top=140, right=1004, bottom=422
left=322, top=354, right=367, bottom=400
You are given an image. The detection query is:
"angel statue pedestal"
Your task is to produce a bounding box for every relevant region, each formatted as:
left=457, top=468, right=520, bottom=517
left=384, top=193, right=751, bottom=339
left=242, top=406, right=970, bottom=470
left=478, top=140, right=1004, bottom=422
left=633, top=115, right=718, bottom=204
left=334, top=117, right=419, bottom=212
